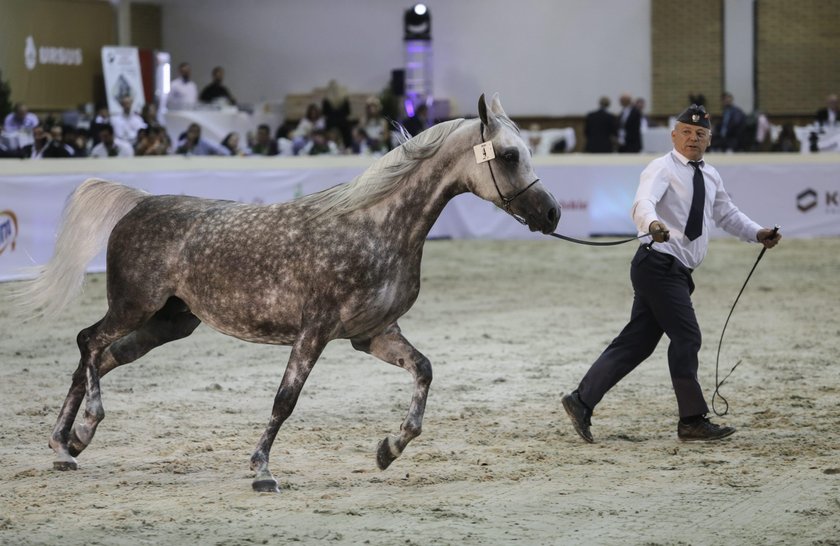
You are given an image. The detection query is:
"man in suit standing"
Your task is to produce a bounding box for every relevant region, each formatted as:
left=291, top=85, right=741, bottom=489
left=584, top=96, right=616, bottom=153
left=617, top=93, right=643, bottom=153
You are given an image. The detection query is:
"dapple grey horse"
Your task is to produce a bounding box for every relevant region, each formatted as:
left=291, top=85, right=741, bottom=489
left=17, top=94, right=560, bottom=492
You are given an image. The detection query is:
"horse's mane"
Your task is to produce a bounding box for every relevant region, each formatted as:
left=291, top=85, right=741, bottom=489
left=298, top=117, right=469, bottom=218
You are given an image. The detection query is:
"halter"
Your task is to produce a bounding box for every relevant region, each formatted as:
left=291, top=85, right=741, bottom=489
left=480, top=122, right=541, bottom=225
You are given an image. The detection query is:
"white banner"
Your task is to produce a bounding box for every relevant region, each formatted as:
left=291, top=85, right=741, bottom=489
left=101, top=46, right=145, bottom=114
left=1, top=155, right=838, bottom=281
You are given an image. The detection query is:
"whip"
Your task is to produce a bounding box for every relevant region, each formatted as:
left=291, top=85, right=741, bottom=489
left=711, top=225, right=780, bottom=416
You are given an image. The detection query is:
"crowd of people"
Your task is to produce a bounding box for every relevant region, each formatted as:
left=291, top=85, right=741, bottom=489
left=582, top=91, right=839, bottom=154
left=2, top=62, right=837, bottom=160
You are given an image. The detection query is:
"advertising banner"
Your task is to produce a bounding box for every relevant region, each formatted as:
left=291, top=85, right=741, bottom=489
left=101, top=46, right=146, bottom=115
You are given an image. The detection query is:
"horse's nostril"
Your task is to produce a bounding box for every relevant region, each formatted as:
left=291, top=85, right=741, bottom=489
left=547, top=207, right=560, bottom=223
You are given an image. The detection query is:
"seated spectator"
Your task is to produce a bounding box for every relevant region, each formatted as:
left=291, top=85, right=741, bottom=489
left=110, top=96, right=147, bottom=145
left=275, top=122, right=296, bottom=156
left=322, top=79, right=352, bottom=148
left=134, top=126, right=171, bottom=156
left=771, top=124, right=800, bottom=152
left=21, top=125, right=76, bottom=159
left=815, top=93, right=838, bottom=129
left=249, top=124, right=278, bottom=156
left=89, top=124, right=134, bottom=157
left=292, top=103, right=325, bottom=152
left=45, top=125, right=76, bottom=157
left=362, top=96, right=390, bottom=153
left=4, top=102, right=40, bottom=134
left=141, top=102, right=164, bottom=130
left=221, top=132, right=247, bottom=156
left=350, top=126, right=371, bottom=155
left=168, top=62, right=198, bottom=110
left=199, top=66, right=237, bottom=106
left=402, top=103, right=429, bottom=137
left=89, top=104, right=111, bottom=146
left=300, top=129, right=339, bottom=155
left=63, top=125, right=89, bottom=157
left=175, top=122, right=230, bottom=155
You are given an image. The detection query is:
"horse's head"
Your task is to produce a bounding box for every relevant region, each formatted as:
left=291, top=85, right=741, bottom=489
left=469, top=93, right=560, bottom=234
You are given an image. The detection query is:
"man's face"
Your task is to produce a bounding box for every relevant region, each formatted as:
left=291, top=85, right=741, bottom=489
left=100, top=129, right=114, bottom=145
left=180, top=64, right=191, bottom=80
left=50, top=126, right=63, bottom=142
left=672, top=122, right=711, bottom=161
left=14, top=105, right=27, bottom=120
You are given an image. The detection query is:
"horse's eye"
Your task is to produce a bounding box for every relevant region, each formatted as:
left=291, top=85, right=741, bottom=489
left=502, top=150, right=519, bottom=164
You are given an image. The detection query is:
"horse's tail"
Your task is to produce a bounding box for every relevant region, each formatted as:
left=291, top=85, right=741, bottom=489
left=13, top=178, right=148, bottom=320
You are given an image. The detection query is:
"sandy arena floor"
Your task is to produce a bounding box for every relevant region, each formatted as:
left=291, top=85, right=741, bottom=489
left=1, top=238, right=838, bottom=545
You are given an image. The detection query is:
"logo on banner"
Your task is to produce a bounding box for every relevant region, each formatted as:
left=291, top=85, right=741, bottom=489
left=797, top=188, right=839, bottom=214
left=797, top=189, right=818, bottom=212
left=24, top=35, right=83, bottom=71
left=0, top=210, right=19, bottom=256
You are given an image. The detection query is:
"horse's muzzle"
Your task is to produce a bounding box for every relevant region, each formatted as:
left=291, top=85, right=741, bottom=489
left=516, top=185, right=560, bottom=234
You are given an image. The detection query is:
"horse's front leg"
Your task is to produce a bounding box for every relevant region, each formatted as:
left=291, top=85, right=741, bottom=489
left=352, top=322, right=432, bottom=470
left=250, top=330, right=327, bottom=493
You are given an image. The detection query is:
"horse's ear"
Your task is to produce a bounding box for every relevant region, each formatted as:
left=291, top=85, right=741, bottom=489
left=489, top=93, right=504, bottom=116
left=478, top=93, right=489, bottom=126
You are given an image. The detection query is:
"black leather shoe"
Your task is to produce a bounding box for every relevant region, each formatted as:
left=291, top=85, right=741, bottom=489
left=562, top=391, right=594, bottom=443
left=677, top=416, right=736, bottom=442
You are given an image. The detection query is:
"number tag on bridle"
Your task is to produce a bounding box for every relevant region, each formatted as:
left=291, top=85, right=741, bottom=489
left=473, top=141, right=495, bottom=164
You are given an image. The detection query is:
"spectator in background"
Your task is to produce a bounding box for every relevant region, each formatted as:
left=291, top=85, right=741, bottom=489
left=89, top=124, right=134, bottom=158
left=63, top=125, right=89, bottom=157
left=275, top=122, right=296, bottom=156
left=3, top=103, right=40, bottom=133
left=21, top=125, right=75, bottom=159
left=584, top=96, right=616, bottom=153
left=249, top=124, right=278, bottom=156
left=292, top=103, right=326, bottom=153
left=711, top=92, right=746, bottom=152
left=361, top=96, right=390, bottom=154
left=322, top=79, right=352, bottom=148
left=199, top=66, right=237, bottom=106
left=527, top=123, right=543, bottom=155
left=635, top=97, right=651, bottom=131
left=221, top=132, right=247, bottom=156
left=89, top=104, right=111, bottom=146
left=169, top=62, right=198, bottom=110
left=772, top=124, right=800, bottom=152
left=110, top=96, right=147, bottom=145
left=815, top=93, right=838, bottom=129
left=350, top=126, right=371, bottom=155
left=141, top=102, right=164, bottom=130
left=617, top=93, right=642, bottom=153
left=402, top=103, right=429, bottom=137
left=175, top=122, right=230, bottom=155
left=300, top=128, right=340, bottom=156
left=134, top=126, right=170, bottom=156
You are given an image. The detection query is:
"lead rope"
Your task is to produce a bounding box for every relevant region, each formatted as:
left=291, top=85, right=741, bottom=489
left=711, top=225, right=779, bottom=416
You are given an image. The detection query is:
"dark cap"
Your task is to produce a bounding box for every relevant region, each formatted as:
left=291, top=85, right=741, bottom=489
left=676, top=104, right=711, bottom=129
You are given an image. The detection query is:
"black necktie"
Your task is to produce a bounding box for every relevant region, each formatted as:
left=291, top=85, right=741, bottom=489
left=685, top=161, right=705, bottom=241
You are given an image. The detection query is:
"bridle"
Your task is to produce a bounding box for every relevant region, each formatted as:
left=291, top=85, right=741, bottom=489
left=480, top=122, right=540, bottom=225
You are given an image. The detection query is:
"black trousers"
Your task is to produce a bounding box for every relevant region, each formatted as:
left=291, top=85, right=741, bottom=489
left=578, top=245, right=709, bottom=418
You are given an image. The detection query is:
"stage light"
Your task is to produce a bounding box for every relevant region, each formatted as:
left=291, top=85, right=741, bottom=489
left=404, top=4, right=431, bottom=41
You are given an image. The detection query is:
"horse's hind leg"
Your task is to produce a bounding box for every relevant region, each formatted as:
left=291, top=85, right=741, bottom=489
left=352, top=322, right=432, bottom=470
left=250, top=329, right=328, bottom=493
left=50, top=298, right=200, bottom=469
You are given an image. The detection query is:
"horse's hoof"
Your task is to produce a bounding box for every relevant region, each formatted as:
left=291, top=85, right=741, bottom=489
left=376, top=437, right=399, bottom=470
left=252, top=479, right=280, bottom=493
left=53, top=459, right=78, bottom=471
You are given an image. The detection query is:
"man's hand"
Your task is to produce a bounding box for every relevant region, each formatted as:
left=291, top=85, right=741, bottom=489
left=649, top=220, right=670, bottom=243
left=757, top=227, right=782, bottom=249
